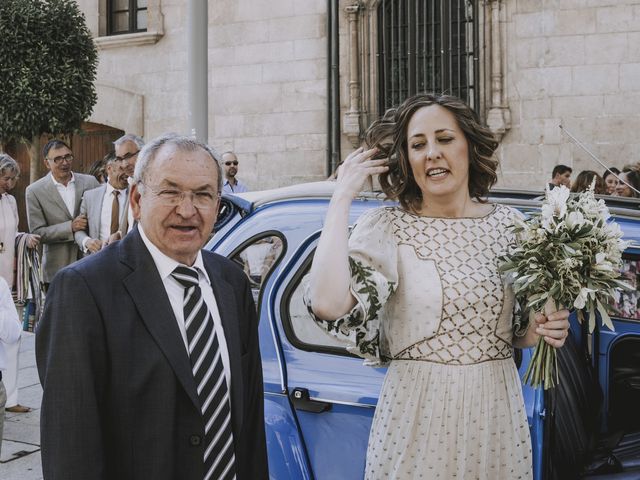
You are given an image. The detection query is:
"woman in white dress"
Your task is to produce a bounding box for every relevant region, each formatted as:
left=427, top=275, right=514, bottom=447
left=307, top=94, right=571, bottom=479
left=0, top=154, right=39, bottom=413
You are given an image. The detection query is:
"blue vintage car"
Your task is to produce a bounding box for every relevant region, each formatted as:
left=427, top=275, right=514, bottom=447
left=207, top=182, right=640, bottom=480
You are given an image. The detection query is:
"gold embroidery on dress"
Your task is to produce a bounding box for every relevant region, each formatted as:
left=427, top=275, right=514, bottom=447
left=389, top=205, right=516, bottom=365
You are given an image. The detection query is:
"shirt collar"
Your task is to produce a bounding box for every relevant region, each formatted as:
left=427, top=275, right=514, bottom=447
left=138, top=224, right=211, bottom=286
left=50, top=172, right=75, bottom=187
left=105, top=182, right=127, bottom=196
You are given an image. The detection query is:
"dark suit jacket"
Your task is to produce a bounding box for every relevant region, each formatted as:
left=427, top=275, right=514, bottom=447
left=36, top=229, right=268, bottom=480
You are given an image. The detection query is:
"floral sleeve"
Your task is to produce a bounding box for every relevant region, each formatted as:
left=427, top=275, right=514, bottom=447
left=304, top=207, right=398, bottom=366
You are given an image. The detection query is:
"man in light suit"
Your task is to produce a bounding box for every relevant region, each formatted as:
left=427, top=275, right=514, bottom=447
left=26, top=140, right=100, bottom=285
left=74, top=154, right=130, bottom=254
left=37, top=134, right=268, bottom=480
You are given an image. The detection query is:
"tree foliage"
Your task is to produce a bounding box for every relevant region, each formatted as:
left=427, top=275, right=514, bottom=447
left=0, top=0, right=98, bottom=143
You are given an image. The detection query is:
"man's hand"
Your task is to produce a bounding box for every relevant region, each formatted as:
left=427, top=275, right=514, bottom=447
left=25, top=234, right=40, bottom=249
left=104, top=231, right=122, bottom=247
left=86, top=239, right=103, bottom=254
left=72, top=214, right=88, bottom=233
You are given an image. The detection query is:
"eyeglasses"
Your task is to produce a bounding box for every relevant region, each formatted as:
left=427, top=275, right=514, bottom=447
left=224, top=161, right=238, bottom=166
left=47, top=154, right=74, bottom=164
left=142, top=184, right=220, bottom=210
left=115, top=151, right=140, bottom=162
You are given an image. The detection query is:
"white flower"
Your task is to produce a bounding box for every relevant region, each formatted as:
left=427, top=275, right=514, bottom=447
left=574, top=287, right=596, bottom=310
left=542, top=185, right=570, bottom=221
left=566, top=210, right=585, bottom=229
left=595, top=252, right=606, bottom=264
left=596, top=199, right=611, bottom=222
left=604, top=221, right=623, bottom=239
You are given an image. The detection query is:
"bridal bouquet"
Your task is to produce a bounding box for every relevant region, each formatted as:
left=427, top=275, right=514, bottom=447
left=499, top=184, right=630, bottom=389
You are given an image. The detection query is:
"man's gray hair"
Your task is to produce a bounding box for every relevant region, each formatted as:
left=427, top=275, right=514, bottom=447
left=0, top=154, right=20, bottom=177
left=133, top=133, right=223, bottom=192
left=114, top=134, right=145, bottom=149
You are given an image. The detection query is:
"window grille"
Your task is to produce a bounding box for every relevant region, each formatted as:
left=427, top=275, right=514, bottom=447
left=377, top=0, right=479, bottom=113
left=107, top=0, right=148, bottom=35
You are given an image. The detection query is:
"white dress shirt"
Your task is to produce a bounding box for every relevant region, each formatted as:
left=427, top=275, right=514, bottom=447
left=50, top=172, right=76, bottom=217
left=138, top=225, right=232, bottom=390
left=0, top=277, right=21, bottom=371
left=98, top=183, right=127, bottom=242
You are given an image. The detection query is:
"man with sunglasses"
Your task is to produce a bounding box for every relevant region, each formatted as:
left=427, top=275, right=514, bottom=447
left=25, top=140, right=99, bottom=287
left=221, top=151, right=249, bottom=194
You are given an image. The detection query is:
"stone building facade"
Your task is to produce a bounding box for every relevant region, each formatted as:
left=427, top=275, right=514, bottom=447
left=77, top=0, right=640, bottom=191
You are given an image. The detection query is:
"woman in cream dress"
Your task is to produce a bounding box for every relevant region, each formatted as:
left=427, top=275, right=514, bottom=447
left=0, top=154, right=39, bottom=413
left=307, top=94, right=571, bottom=479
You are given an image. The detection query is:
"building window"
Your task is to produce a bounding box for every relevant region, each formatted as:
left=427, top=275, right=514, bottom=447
left=377, top=0, right=479, bottom=112
left=107, top=0, right=148, bottom=35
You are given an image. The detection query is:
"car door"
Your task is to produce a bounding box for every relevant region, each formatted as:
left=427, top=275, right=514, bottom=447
left=211, top=198, right=388, bottom=479
left=274, top=235, right=386, bottom=479
left=596, top=246, right=640, bottom=435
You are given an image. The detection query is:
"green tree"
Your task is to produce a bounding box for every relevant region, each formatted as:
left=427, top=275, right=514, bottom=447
left=0, top=0, right=97, bottom=181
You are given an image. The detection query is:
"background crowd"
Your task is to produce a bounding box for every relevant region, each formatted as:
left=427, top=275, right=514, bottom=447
left=549, top=163, right=640, bottom=197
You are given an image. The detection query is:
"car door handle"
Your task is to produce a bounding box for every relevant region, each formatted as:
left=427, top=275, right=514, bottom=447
left=290, top=388, right=332, bottom=413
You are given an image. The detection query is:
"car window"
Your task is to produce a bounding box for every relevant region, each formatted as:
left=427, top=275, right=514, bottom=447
left=229, top=233, right=285, bottom=304
left=283, top=255, right=351, bottom=353
left=611, top=256, right=640, bottom=320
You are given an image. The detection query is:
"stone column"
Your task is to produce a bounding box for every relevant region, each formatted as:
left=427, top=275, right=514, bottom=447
left=343, top=2, right=363, bottom=147
left=486, top=0, right=510, bottom=140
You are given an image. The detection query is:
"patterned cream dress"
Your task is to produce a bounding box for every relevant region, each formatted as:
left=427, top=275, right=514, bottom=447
left=311, top=204, right=532, bottom=479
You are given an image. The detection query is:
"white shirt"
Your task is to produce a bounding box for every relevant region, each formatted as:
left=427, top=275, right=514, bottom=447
left=126, top=177, right=134, bottom=233
left=50, top=172, right=76, bottom=217
left=98, top=183, right=127, bottom=242
left=138, top=225, right=232, bottom=390
left=0, top=277, right=21, bottom=371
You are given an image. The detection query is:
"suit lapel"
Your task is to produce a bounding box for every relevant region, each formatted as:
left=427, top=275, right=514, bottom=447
left=73, top=174, right=87, bottom=216
left=42, top=174, right=73, bottom=220
left=120, top=231, right=201, bottom=411
left=203, top=255, right=244, bottom=436
left=91, top=186, right=106, bottom=238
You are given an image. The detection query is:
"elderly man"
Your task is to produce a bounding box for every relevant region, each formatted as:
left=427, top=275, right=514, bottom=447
left=115, top=134, right=145, bottom=233
left=25, top=140, right=100, bottom=286
left=37, top=134, right=268, bottom=480
left=221, top=151, right=249, bottom=194
left=74, top=153, right=130, bottom=254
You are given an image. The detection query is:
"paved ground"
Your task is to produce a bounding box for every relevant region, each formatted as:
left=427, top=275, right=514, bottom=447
left=0, top=332, right=43, bottom=479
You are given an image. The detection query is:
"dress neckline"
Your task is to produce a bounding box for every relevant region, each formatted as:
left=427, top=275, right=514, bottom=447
left=397, top=203, right=498, bottom=220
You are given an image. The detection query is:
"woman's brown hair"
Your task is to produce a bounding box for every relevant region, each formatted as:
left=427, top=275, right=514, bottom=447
left=364, top=93, right=499, bottom=213
left=570, top=170, right=606, bottom=194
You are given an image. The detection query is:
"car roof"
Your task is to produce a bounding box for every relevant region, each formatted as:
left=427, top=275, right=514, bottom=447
left=222, top=182, right=640, bottom=248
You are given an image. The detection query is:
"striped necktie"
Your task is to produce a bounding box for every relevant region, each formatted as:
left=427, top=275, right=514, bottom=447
left=171, top=266, right=237, bottom=480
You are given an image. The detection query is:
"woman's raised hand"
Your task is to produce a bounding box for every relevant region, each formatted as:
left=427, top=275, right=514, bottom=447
left=334, top=147, right=389, bottom=199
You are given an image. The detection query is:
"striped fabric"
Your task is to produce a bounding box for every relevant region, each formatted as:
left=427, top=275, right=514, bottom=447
left=171, top=266, right=236, bottom=480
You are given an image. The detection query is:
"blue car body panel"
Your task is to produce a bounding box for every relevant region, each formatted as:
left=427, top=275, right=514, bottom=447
left=264, top=392, right=313, bottom=480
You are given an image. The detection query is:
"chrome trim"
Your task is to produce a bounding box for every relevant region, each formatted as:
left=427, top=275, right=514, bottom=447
left=310, top=396, right=376, bottom=409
